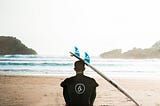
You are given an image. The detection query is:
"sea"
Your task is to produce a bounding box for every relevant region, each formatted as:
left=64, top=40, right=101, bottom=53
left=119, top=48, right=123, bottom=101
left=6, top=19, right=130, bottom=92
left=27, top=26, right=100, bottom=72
left=0, top=55, right=160, bottom=79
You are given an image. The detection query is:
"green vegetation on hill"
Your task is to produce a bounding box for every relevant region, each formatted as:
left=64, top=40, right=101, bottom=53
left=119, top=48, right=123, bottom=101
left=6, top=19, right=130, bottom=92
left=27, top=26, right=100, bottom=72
left=0, top=36, right=37, bottom=55
left=100, top=40, right=160, bottom=59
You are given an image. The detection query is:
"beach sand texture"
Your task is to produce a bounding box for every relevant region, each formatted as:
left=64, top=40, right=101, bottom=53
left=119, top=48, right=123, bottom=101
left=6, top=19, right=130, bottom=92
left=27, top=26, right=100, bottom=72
left=0, top=75, right=160, bottom=106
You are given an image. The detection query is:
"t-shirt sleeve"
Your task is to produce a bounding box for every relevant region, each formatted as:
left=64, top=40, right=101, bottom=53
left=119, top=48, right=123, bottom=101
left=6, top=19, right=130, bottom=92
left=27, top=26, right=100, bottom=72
left=60, top=78, right=68, bottom=87
left=92, top=78, right=99, bottom=87
left=60, top=78, right=70, bottom=104
left=90, top=78, right=98, bottom=104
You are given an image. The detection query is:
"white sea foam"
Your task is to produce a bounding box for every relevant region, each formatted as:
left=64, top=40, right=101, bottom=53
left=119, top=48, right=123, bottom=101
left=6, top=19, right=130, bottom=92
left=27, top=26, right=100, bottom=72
left=0, top=55, right=160, bottom=79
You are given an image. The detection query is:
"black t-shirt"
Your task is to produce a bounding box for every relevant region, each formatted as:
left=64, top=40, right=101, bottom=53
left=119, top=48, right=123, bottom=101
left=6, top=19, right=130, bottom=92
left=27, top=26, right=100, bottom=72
left=61, top=74, right=98, bottom=106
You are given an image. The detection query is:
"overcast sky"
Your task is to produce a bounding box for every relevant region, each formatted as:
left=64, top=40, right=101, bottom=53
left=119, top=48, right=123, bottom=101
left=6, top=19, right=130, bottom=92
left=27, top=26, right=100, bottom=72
left=0, top=0, right=160, bottom=56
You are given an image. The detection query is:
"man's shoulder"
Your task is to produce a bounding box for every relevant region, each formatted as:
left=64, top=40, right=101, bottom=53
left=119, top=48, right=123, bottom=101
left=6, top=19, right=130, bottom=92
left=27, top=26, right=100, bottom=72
left=61, top=76, right=75, bottom=87
left=64, top=75, right=95, bottom=82
left=61, top=75, right=98, bottom=87
left=83, top=75, right=95, bottom=80
left=63, top=76, right=76, bottom=82
left=83, top=75, right=99, bottom=87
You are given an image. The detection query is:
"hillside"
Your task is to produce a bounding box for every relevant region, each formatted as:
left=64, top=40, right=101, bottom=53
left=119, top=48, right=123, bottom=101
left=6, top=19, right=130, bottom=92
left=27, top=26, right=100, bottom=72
left=0, top=36, right=37, bottom=55
left=100, top=40, right=160, bottom=59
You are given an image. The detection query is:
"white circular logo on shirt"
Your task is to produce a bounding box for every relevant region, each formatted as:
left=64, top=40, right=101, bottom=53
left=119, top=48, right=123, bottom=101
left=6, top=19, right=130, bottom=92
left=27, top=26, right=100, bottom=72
left=75, top=83, right=85, bottom=94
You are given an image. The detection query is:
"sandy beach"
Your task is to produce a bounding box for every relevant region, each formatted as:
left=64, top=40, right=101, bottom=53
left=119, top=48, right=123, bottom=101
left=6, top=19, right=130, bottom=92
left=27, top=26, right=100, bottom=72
left=0, top=75, right=160, bottom=106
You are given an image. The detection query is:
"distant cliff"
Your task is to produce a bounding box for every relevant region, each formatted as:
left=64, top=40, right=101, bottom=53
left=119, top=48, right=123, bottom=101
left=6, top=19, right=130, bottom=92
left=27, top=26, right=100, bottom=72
left=0, top=36, right=37, bottom=55
left=100, top=40, right=160, bottom=59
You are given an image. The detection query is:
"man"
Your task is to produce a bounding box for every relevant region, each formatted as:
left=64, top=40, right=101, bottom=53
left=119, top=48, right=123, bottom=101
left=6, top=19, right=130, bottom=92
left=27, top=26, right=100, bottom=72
left=61, top=60, right=98, bottom=106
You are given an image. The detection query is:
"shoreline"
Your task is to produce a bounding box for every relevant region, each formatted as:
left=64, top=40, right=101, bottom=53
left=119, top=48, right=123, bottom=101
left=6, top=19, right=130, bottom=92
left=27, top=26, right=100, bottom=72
left=1, top=74, right=160, bottom=80
left=0, top=75, right=160, bottom=106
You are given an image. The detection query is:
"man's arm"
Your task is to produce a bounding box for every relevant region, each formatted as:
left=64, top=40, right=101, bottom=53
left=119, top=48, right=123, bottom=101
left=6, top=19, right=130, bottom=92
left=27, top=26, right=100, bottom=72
left=63, top=87, right=70, bottom=105
left=61, top=79, right=70, bottom=105
left=90, top=88, right=96, bottom=105
left=90, top=79, right=98, bottom=105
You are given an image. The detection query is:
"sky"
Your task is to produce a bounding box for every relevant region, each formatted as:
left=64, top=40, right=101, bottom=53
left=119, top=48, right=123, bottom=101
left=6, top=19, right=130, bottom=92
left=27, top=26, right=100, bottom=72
left=0, top=0, right=160, bottom=56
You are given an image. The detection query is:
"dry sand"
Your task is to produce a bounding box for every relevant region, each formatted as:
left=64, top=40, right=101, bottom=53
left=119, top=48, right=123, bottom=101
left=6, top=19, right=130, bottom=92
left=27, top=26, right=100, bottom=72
left=0, top=75, right=160, bottom=106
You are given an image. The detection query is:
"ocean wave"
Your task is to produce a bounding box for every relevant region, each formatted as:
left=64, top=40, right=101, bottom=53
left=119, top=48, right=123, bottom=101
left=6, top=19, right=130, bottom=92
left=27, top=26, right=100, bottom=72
left=3, top=55, right=38, bottom=58
left=0, top=62, right=72, bottom=66
left=0, top=55, right=160, bottom=78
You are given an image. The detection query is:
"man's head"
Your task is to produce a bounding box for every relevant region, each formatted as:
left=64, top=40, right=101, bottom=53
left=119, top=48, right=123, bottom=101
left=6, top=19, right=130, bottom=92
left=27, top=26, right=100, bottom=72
left=74, top=60, right=85, bottom=72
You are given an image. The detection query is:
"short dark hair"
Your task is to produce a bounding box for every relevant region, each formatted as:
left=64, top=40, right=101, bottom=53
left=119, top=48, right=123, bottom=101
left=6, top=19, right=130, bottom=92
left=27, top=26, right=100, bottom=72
left=74, top=60, right=85, bottom=71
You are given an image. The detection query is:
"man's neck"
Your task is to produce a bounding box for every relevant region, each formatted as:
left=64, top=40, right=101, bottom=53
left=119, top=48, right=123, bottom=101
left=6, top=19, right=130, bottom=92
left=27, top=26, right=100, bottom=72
left=76, top=71, right=83, bottom=75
